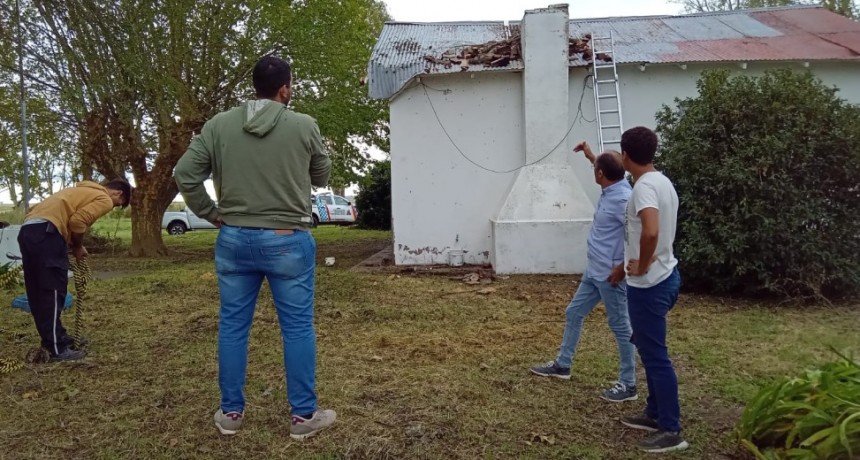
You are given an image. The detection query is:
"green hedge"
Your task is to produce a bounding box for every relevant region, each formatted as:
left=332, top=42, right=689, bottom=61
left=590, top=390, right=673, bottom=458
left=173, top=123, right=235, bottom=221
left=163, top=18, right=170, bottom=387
left=355, top=160, right=391, bottom=231
left=656, top=69, right=860, bottom=301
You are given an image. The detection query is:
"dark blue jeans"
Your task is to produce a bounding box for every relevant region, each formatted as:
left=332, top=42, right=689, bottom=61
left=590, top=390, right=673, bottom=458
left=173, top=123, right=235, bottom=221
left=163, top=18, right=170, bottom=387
left=215, top=225, right=317, bottom=416
left=627, top=268, right=682, bottom=433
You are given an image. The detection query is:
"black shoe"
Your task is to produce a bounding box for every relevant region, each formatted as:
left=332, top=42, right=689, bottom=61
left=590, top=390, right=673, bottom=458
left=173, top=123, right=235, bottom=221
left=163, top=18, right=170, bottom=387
left=70, top=336, right=88, bottom=350
left=621, top=413, right=660, bottom=432
left=61, top=335, right=88, bottom=350
left=49, top=348, right=87, bottom=362
left=637, top=430, right=689, bottom=453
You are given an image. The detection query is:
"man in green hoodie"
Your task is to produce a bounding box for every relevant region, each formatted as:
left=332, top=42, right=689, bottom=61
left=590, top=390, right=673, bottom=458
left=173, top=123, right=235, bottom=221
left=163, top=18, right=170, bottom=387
left=174, top=56, right=334, bottom=440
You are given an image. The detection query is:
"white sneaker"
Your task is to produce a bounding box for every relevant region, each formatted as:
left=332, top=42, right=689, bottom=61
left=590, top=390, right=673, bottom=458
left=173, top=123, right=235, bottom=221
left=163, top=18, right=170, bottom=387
left=290, top=409, right=337, bottom=440
left=213, top=409, right=244, bottom=435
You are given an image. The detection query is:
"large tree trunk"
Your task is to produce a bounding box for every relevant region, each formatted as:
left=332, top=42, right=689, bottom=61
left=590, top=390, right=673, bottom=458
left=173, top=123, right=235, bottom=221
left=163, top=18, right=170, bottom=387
left=129, top=187, right=169, bottom=256
left=127, top=121, right=189, bottom=257
left=129, top=161, right=177, bottom=257
left=128, top=176, right=178, bottom=256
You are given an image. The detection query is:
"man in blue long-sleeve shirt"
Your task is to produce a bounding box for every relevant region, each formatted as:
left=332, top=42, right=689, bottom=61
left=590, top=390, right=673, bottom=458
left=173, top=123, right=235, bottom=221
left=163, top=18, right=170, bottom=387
left=529, top=141, right=637, bottom=403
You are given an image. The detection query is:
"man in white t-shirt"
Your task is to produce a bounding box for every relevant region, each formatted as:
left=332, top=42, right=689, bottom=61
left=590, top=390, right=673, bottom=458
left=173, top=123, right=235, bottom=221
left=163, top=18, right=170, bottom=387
left=613, top=126, right=688, bottom=453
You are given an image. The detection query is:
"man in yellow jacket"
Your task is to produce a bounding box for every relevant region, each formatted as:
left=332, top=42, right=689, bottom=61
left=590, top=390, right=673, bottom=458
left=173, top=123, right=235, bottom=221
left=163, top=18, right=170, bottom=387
left=17, top=179, right=132, bottom=361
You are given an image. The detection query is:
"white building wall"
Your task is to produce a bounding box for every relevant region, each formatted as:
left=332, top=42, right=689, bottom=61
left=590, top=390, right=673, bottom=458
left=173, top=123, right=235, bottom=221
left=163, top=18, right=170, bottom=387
left=390, top=60, right=860, bottom=268
left=390, top=72, right=524, bottom=265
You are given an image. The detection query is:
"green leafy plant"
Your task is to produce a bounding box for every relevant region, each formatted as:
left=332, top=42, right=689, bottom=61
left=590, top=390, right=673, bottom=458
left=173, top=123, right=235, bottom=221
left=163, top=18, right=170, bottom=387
left=355, top=160, right=391, bottom=231
left=737, top=350, right=860, bottom=459
left=656, top=69, right=860, bottom=301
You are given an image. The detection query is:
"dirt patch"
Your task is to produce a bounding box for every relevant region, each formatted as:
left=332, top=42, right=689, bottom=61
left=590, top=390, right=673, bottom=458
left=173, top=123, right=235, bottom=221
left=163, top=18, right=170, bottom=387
left=317, top=239, right=390, bottom=270
left=353, top=245, right=395, bottom=269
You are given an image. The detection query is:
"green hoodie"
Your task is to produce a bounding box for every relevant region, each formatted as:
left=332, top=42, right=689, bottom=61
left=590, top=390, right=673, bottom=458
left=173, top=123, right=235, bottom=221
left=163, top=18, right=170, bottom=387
left=175, top=100, right=331, bottom=230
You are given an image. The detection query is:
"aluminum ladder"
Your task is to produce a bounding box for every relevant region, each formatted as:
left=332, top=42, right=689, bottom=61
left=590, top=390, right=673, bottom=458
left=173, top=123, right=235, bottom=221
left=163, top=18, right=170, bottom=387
left=590, top=31, right=624, bottom=153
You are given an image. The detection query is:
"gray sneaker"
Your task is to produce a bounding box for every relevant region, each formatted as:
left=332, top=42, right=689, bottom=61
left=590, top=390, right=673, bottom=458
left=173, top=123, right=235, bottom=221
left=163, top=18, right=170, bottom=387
left=529, top=361, right=571, bottom=380
left=638, top=430, right=689, bottom=453
left=213, top=409, right=244, bottom=435
left=290, top=409, right=337, bottom=440
left=601, top=382, right=638, bottom=402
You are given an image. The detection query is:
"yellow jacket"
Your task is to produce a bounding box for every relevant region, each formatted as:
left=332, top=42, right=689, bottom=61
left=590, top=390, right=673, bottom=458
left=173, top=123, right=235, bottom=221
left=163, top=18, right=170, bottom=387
left=25, top=181, right=114, bottom=243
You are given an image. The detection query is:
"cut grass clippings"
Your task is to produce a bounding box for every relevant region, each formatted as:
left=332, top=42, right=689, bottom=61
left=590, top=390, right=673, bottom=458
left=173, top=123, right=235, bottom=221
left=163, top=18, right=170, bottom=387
left=0, top=225, right=858, bottom=459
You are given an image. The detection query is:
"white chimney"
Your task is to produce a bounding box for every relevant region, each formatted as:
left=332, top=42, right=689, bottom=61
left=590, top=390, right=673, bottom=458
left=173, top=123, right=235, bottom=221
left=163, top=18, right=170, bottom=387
left=491, top=3, right=594, bottom=274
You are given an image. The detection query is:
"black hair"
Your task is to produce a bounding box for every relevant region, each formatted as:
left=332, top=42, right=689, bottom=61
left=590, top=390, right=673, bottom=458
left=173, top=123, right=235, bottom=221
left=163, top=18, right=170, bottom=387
left=595, top=151, right=625, bottom=181
left=620, top=126, right=659, bottom=166
left=252, top=56, right=292, bottom=98
left=105, top=179, right=133, bottom=208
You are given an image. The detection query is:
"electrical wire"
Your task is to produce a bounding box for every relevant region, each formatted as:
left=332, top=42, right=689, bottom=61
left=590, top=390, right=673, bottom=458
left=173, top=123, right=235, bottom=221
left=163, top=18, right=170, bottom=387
left=580, top=74, right=597, bottom=123
left=420, top=73, right=594, bottom=174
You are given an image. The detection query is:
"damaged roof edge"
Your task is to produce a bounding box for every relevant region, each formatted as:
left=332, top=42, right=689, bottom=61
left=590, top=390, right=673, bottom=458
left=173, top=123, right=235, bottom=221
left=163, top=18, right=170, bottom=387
left=370, top=5, right=860, bottom=100
left=376, top=65, right=525, bottom=102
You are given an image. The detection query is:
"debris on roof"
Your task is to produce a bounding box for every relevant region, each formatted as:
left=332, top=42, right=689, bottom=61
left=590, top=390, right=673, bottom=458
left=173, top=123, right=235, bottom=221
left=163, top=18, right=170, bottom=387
left=423, top=32, right=611, bottom=73
left=369, top=6, right=860, bottom=100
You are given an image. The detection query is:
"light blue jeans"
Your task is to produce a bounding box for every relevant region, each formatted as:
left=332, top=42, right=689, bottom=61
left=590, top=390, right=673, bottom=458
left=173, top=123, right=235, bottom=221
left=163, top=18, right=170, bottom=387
left=556, top=270, right=636, bottom=387
left=215, top=225, right=317, bottom=416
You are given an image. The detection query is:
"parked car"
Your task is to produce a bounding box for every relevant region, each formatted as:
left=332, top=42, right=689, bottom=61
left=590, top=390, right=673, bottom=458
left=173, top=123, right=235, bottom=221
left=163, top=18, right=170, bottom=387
left=312, top=192, right=358, bottom=227
left=161, top=208, right=217, bottom=235
left=162, top=193, right=356, bottom=235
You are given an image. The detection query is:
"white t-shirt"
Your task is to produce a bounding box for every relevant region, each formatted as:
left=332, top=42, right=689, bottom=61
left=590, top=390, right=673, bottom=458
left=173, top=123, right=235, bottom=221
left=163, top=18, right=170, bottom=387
left=624, top=171, right=679, bottom=288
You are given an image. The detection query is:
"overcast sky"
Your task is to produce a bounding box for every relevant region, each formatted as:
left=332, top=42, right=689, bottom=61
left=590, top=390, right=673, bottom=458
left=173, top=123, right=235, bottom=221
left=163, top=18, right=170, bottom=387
left=2, top=1, right=686, bottom=204
left=383, top=0, right=683, bottom=22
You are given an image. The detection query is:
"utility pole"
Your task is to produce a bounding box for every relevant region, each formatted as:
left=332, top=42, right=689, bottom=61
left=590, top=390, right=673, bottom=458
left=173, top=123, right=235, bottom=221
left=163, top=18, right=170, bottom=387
left=16, top=0, right=30, bottom=212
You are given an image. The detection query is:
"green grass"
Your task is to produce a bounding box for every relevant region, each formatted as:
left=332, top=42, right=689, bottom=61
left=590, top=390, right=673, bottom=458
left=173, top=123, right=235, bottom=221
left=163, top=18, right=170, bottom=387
left=0, top=206, right=24, bottom=225
left=0, top=227, right=858, bottom=459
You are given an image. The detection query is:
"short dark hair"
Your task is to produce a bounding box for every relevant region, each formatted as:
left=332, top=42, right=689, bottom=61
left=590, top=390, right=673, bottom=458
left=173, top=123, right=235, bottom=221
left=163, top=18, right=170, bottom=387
left=105, top=179, right=133, bottom=208
left=621, top=126, right=659, bottom=166
left=595, top=151, right=625, bottom=181
left=253, top=56, right=292, bottom=98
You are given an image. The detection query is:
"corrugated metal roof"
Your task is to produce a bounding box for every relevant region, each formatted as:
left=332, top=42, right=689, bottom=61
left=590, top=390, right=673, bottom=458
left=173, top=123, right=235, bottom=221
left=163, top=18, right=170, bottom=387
left=569, top=7, right=860, bottom=66
left=369, top=6, right=860, bottom=99
left=368, top=22, right=521, bottom=99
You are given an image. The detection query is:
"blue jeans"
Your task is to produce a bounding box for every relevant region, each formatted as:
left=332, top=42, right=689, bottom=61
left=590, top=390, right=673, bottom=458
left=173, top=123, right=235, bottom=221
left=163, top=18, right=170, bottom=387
left=628, top=268, right=682, bottom=433
left=556, top=271, right=636, bottom=387
left=215, top=225, right=317, bottom=416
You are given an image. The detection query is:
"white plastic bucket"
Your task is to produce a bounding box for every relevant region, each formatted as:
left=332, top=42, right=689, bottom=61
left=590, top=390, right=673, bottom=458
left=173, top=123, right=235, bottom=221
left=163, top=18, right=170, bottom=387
left=448, top=249, right=464, bottom=267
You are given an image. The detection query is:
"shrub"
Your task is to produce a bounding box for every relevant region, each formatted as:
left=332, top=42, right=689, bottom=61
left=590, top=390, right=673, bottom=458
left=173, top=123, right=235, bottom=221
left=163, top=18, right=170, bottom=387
left=84, top=228, right=124, bottom=254
left=0, top=207, right=25, bottom=225
left=355, top=160, right=391, bottom=230
left=656, top=69, right=860, bottom=301
left=737, top=351, right=860, bottom=459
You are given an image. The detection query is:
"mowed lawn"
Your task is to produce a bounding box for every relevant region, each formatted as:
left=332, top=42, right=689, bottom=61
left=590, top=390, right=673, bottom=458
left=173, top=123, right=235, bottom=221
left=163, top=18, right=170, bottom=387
left=1, top=223, right=858, bottom=459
